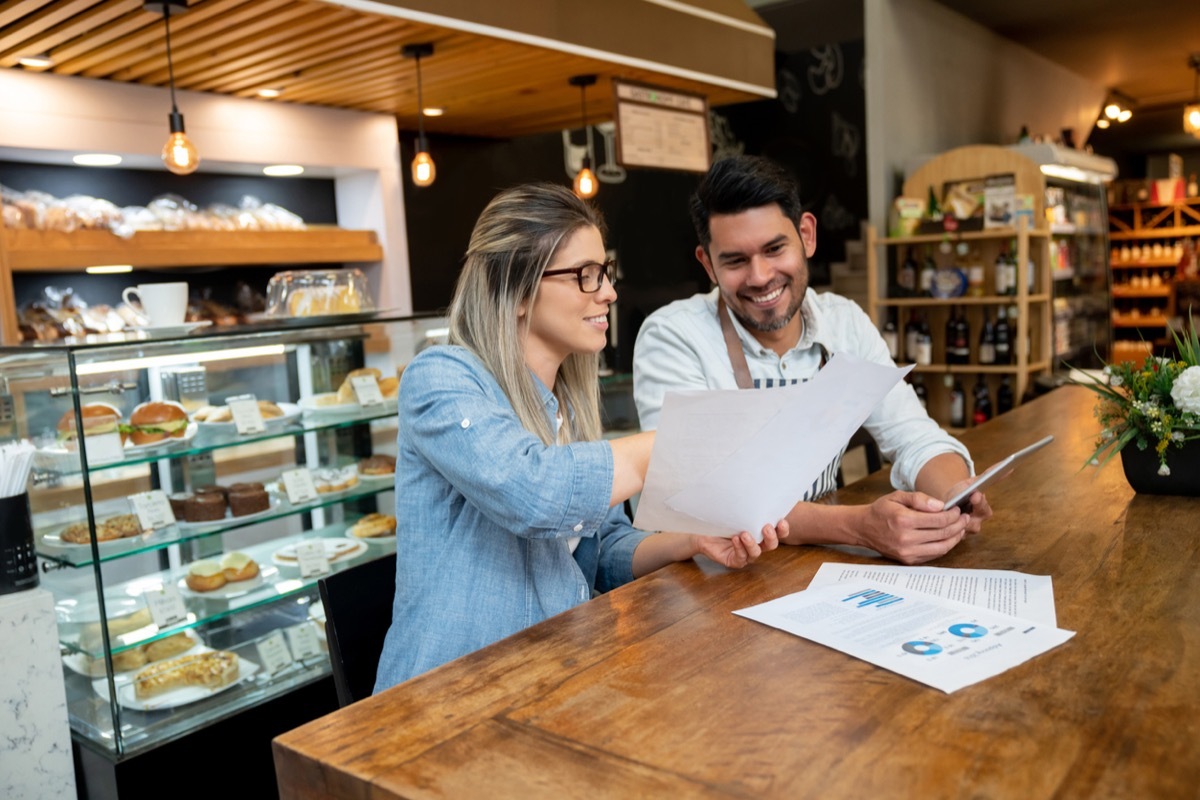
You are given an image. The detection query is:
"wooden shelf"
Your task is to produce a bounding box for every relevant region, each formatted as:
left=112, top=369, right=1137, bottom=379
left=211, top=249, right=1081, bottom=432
left=882, top=227, right=1048, bottom=246
left=1112, top=287, right=1173, bottom=298
left=1109, top=227, right=1200, bottom=241
left=1112, top=316, right=1169, bottom=328
left=1108, top=197, right=1200, bottom=211
left=1111, top=259, right=1180, bottom=268
left=877, top=294, right=1050, bottom=306
left=3, top=227, right=383, bottom=271
left=901, top=361, right=1050, bottom=374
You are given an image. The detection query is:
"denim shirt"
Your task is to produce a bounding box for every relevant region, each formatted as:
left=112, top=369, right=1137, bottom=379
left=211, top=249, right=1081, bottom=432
left=374, top=346, right=649, bottom=690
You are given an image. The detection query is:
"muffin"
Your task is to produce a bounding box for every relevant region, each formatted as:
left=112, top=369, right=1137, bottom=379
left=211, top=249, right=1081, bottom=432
left=168, top=493, right=191, bottom=520
left=194, top=485, right=228, bottom=507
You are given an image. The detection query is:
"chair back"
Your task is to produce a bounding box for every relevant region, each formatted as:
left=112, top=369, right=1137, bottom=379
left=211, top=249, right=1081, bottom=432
left=318, top=553, right=397, bottom=707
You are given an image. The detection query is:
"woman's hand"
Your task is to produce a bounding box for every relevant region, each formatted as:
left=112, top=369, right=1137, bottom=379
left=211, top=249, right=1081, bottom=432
left=694, top=519, right=786, bottom=569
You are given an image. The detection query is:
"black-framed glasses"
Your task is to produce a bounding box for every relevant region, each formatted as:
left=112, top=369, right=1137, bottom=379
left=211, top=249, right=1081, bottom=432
left=542, top=259, right=616, bottom=293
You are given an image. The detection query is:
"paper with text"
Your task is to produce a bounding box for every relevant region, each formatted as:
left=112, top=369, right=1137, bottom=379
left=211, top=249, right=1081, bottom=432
left=634, top=352, right=910, bottom=537
left=735, top=579, right=1074, bottom=693
left=808, top=562, right=1058, bottom=626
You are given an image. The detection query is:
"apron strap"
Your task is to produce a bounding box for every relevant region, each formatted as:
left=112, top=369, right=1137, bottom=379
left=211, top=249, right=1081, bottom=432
left=717, top=295, right=754, bottom=390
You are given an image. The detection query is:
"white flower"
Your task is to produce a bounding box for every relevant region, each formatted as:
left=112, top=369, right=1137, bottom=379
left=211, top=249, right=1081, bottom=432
left=1170, top=366, right=1200, bottom=415
left=1110, top=375, right=1124, bottom=387
left=1173, top=431, right=1185, bottom=442
left=1159, top=463, right=1171, bottom=476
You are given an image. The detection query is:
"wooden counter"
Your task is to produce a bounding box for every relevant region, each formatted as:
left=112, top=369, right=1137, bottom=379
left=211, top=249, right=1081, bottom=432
left=273, top=386, right=1200, bottom=799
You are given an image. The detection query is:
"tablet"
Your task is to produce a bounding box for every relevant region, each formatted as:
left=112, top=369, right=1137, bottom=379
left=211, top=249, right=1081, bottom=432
left=946, top=435, right=1054, bottom=511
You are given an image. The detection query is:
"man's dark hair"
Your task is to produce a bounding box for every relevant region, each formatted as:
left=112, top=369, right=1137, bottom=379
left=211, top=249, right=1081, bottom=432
left=689, top=155, right=804, bottom=250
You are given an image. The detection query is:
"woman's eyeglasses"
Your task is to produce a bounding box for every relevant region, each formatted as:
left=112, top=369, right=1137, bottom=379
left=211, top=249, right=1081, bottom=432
left=542, top=260, right=616, bottom=293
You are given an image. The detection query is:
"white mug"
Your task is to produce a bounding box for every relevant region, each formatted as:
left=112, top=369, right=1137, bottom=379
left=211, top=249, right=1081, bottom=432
left=122, top=282, right=188, bottom=327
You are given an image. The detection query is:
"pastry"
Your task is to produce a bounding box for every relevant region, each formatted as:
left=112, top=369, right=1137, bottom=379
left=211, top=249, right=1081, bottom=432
left=143, top=632, right=196, bottom=662
left=378, top=376, right=399, bottom=398
left=98, top=514, right=142, bottom=539
left=79, top=607, right=154, bottom=652
left=275, top=538, right=359, bottom=564
left=227, top=482, right=264, bottom=493
left=60, top=521, right=103, bottom=544
left=194, top=484, right=228, bottom=504
left=111, top=646, right=149, bottom=672
left=228, top=486, right=269, bottom=517
left=314, top=466, right=358, bottom=494
left=220, top=551, right=260, bottom=582
left=168, top=493, right=191, bottom=520
left=132, top=650, right=239, bottom=699
left=256, top=400, right=283, bottom=419
left=184, top=493, right=226, bottom=522
left=357, top=455, right=395, bottom=476
left=185, top=560, right=227, bottom=592
left=127, top=401, right=189, bottom=445
left=336, top=367, right=382, bottom=404
left=348, top=513, right=396, bottom=538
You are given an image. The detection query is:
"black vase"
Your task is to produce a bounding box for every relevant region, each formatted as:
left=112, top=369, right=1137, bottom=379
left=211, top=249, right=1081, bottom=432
left=1119, top=441, right=1200, bottom=496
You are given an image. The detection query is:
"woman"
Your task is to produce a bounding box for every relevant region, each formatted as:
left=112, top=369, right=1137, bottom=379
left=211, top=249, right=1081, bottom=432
left=374, top=183, right=783, bottom=690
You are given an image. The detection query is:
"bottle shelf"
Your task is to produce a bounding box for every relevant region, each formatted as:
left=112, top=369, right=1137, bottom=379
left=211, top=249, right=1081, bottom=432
left=1110, top=259, right=1181, bottom=269
left=1111, top=287, right=1173, bottom=299
left=882, top=227, right=1049, bottom=246
left=878, top=294, right=1050, bottom=306
left=898, top=361, right=1049, bottom=374
left=1109, top=226, right=1200, bottom=241
left=1111, top=315, right=1169, bottom=328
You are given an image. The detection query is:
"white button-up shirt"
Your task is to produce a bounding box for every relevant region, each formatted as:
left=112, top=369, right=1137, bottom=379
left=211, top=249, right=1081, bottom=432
left=633, top=288, right=972, bottom=493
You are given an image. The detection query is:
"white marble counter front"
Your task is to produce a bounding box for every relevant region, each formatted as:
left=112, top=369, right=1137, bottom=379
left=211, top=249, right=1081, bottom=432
left=0, top=588, right=76, bottom=800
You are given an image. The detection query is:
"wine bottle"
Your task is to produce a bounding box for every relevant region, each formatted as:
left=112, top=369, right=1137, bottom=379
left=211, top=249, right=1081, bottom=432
left=898, top=248, right=917, bottom=297
left=911, top=375, right=928, bottom=410
left=949, top=376, right=966, bottom=428
left=955, top=310, right=971, bottom=364
left=972, top=375, right=993, bottom=425
left=1005, top=243, right=1019, bottom=297
left=916, top=316, right=933, bottom=366
left=905, top=312, right=921, bottom=364
left=883, top=310, right=899, bottom=360
left=919, top=250, right=937, bottom=297
left=978, top=311, right=997, bottom=365
left=994, top=246, right=1009, bottom=296
left=944, top=307, right=959, bottom=364
left=997, top=375, right=1014, bottom=414
left=994, top=306, right=1012, bottom=365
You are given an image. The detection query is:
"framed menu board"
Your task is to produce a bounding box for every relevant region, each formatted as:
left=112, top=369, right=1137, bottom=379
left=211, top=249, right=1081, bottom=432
left=613, top=79, right=711, bottom=173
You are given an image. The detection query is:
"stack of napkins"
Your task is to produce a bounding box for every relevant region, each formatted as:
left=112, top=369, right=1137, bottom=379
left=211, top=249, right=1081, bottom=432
left=735, top=563, right=1075, bottom=693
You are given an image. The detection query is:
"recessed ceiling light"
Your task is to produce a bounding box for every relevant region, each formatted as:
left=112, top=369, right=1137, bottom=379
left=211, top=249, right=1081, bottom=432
left=422, top=107, right=445, bottom=117
left=257, top=88, right=283, bottom=98
left=18, top=53, right=54, bottom=69
left=263, top=164, right=305, bottom=177
left=1117, top=109, right=1132, bottom=122
left=1095, top=118, right=1110, bottom=129
left=73, top=153, right=123, bottom=167
left=85, top=264, right=133, bottom=274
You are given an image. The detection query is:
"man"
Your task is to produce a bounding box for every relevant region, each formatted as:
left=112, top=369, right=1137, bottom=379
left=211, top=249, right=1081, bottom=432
left=633, top=155, right=991, bottom=565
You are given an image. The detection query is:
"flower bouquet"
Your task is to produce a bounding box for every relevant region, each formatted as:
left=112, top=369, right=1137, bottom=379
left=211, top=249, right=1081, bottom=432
left=1076, top=312, right=1200, bottom=486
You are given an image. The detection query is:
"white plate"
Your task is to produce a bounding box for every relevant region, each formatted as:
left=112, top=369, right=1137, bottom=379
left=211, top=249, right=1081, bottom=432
left=63, top=630, right=204, bottom=678
left=298, top=394, right=397, bottom=417
left=176, top=565, right=276, bottom=600
left=343, top=524, right=396, bottom=544
left=357, top=469, right=395, bottom=482
left=123, top=422, right=199, bottom=453
left=128, top=321, right=213, bottom=334
left=271, top=537, right=367, bottom=567
left=39, top=527, right=149, bottom=551
left=193, top=402, right=302, bottom=431
left=55, top=594, right=146, bottom=626
left=175, top=494, right=282, bottom=530
left=92, top=650, right=259, bottom=712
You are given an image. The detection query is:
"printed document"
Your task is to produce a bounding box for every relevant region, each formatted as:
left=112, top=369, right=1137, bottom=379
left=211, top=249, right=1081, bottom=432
left=735, top=579, right=1075, bottom=693
left=633, top=352, right=910, bottom=537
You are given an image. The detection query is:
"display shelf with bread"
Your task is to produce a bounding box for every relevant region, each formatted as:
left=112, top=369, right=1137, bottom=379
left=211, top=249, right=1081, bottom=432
left=0, top=311, right=440, bottom=759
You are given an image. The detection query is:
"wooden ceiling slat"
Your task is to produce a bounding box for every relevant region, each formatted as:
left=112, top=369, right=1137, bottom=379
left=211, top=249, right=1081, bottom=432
left=0, top=0, right=106, bottom=57
left=111, top=2, right=320, bottom=83
left=0, top=1, right=143, bottom=68
left=0, top=0, right=58, bottom=32
left=191, top=14, right=403, bottom=93
left=33, top=3, right=162, bottom=66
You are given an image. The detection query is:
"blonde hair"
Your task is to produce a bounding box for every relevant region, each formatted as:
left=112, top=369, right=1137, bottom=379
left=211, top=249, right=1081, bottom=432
left=448, top=183, right=606, bottom=445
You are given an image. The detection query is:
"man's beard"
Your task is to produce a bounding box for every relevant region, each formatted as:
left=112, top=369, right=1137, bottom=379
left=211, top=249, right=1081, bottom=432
left=730, top=285, right=805, bottom=333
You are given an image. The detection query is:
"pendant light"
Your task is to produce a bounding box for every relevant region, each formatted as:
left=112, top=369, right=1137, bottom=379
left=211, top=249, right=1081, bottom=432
left=402, top=43, right=436, bottom=187
left=145, top=1, right=199, bottom=175
left=569, top=75, right=599, bottom=200
left=1185, top=54, right=1200, bottom=139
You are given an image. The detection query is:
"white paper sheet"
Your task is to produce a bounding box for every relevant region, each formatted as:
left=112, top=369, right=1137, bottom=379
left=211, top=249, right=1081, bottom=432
left=633, top=352, right=910, bottom=537
left=807, top=563, right=1059, bottom=626
left=735, top=579, right=1075, bottom=694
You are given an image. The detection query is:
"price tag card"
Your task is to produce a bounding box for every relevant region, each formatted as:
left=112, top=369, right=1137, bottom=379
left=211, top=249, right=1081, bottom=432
left=255, top=631, right=294, bottom=675
left=144, top=585, right=188, bottom=628
left=227, top=394, right=266, bottom=435
left=83, top=432, right=125, bottom=465
left=350, top=376, right=384, bottom=408
left=286, top=622, right=323, bottom=661
left=280, top=468, right=319, bottom=505
left=130, top=490, right=175, bottom=531
left=295, top=541, right=331, bottom=578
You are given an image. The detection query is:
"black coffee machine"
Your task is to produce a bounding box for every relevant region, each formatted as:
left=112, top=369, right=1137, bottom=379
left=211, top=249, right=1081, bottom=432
left=0, top=492, right=38, bottom=595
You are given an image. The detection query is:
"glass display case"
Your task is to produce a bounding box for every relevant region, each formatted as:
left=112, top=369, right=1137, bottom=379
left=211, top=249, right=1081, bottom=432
left=0, top=311, right=446, bottom=758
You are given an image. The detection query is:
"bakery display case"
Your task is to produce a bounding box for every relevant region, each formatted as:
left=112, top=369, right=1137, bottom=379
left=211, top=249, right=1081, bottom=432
left=0, top=310, right=445, bottom=759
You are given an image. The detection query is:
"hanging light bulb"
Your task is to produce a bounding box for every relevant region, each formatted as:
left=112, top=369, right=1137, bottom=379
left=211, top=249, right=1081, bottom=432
left=1185, top=54, right=1200, bottom=138
left=147, top=1, right=199, bottom=175
left=568, top=74, right=599, bottom=200
left=402, top=43, right=436, bottom=188
left=1104, top=103, right=1121, bottom=120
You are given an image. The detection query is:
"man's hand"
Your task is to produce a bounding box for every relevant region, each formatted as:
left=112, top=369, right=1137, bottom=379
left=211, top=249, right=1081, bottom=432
left=694, top=520, right=786, bottom=569
left=943, top=479, right=995, bottom=534
left=857, top=491, right=969, bottom=565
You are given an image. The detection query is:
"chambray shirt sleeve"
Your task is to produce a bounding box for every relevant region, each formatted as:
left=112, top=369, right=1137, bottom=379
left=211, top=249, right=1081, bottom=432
left=839, top=300, right=975, bottom=489
left=593, top=503, right=650, bottom=593
left=633, top=308, right=715, bottom=431
left=401, top=349, right=614, bottom=538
